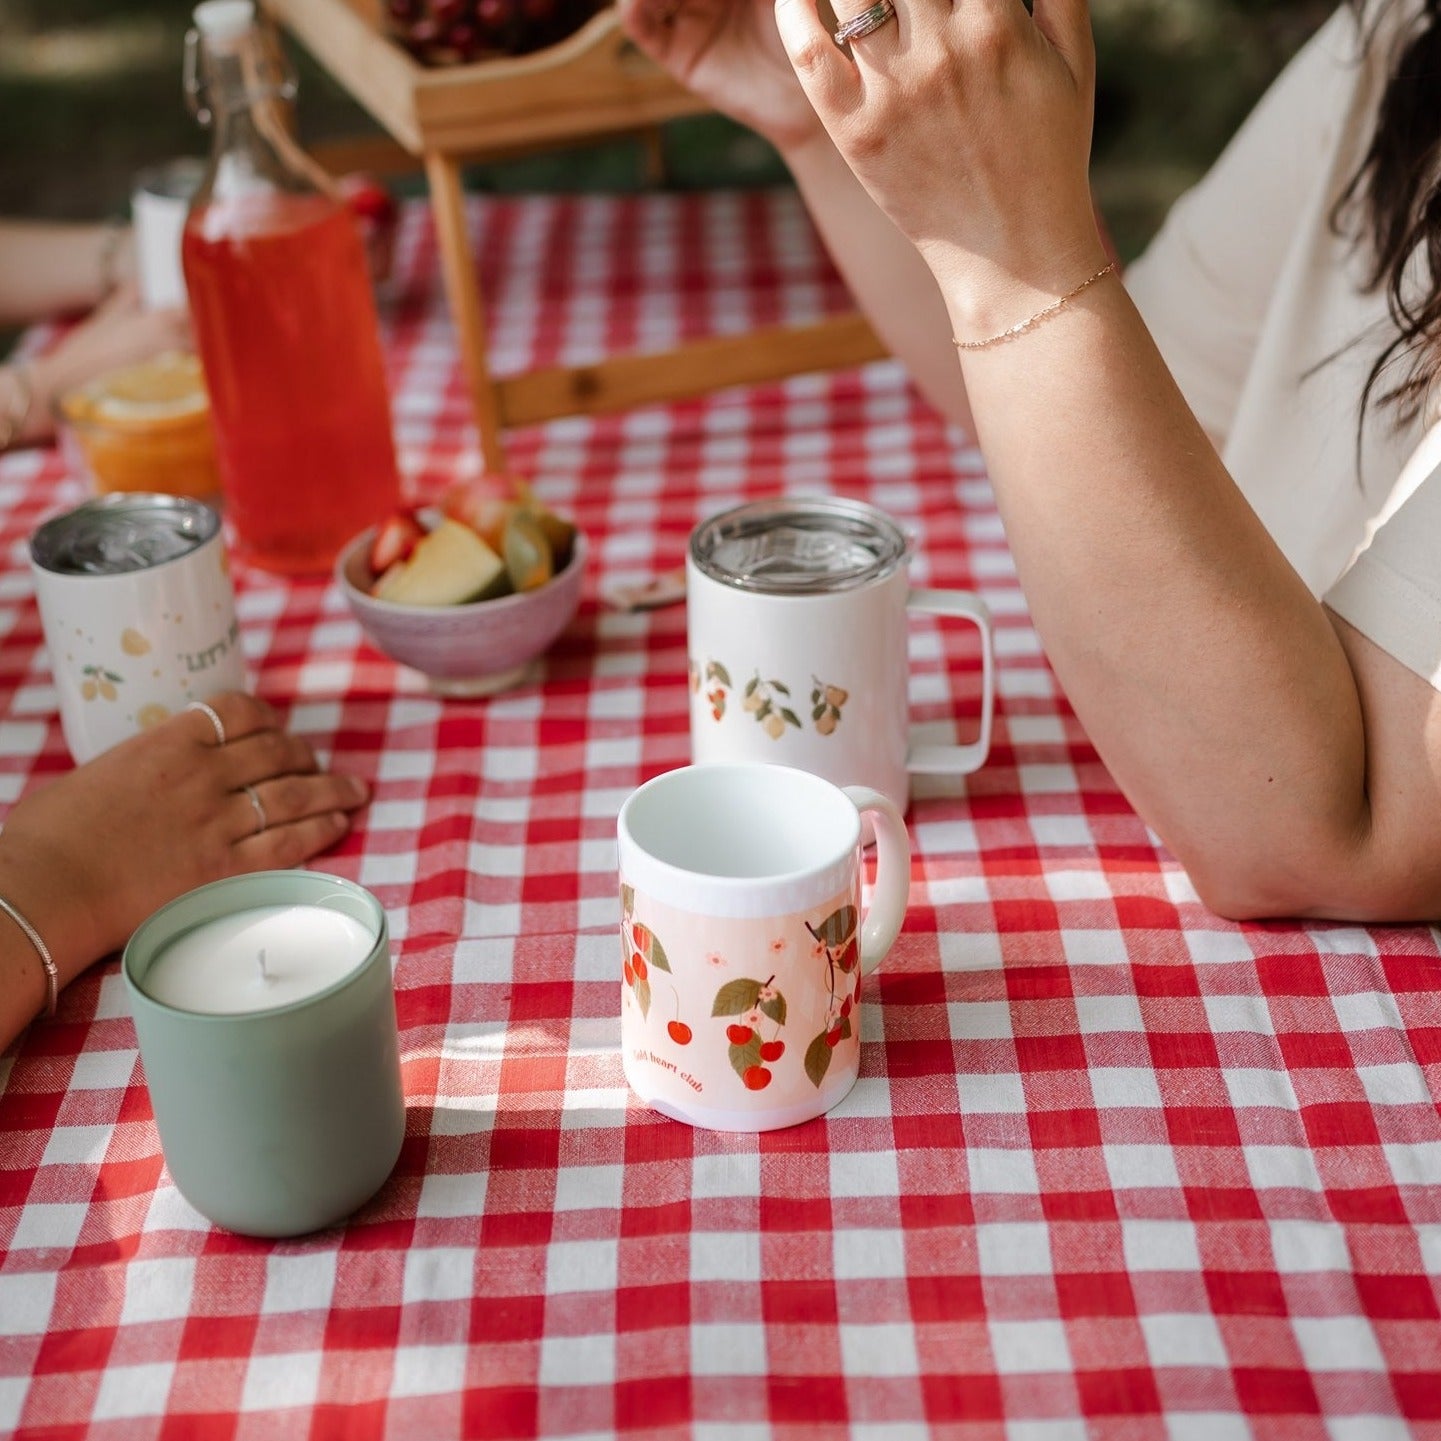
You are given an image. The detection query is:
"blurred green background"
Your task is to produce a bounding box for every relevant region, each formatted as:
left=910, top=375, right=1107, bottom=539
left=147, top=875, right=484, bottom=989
left=2, top=0, right=1333, bottom=263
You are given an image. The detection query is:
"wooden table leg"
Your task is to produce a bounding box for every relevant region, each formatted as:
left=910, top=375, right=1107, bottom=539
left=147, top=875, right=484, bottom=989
left=423, top=150, right=508, bottom=472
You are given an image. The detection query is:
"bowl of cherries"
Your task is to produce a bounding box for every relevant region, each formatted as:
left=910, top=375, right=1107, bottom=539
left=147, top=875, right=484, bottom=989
left=383, top=0, right=606, bottom=65
left=337, top=473, right=585, bottom=696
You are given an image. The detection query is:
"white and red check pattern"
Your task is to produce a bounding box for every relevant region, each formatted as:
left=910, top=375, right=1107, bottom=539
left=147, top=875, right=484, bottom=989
left=2, top=192, right=1439, bottom=1440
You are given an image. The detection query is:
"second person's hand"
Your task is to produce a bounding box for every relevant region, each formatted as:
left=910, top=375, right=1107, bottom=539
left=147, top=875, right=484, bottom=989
left=18, top=280, right=192, bottom=448
left=619, top=0, right=824, bottom=152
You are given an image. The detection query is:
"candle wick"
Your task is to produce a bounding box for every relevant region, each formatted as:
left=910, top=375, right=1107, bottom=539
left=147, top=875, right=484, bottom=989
left=257, top=948, right=269, bottom=982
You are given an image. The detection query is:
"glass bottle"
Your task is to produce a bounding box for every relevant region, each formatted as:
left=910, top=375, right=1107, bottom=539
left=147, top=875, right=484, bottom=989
left=181, top=0, right=402, bottom=575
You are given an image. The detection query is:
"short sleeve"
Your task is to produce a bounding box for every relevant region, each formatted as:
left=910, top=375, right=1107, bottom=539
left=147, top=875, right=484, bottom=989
left=1325, top=444, right=1441, bottom=689
left=1123, top=4, right=1369, bottom=443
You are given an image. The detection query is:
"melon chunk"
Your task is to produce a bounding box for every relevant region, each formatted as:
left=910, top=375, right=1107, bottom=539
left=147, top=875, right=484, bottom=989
left=373, top=519, right=511, bottom=606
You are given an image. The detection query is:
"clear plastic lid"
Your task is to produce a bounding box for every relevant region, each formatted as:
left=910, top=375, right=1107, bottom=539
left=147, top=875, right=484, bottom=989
left=689, top=496, right=909, bottom=594
left=31, top=494, right=219, bottom=576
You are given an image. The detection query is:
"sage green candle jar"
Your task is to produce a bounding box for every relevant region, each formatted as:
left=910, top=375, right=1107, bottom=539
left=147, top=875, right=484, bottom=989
left=124, top=870, right=405, bottom=1238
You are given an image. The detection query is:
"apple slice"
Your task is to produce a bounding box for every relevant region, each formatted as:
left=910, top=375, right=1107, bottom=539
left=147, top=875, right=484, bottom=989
left=439, top=473, right=532, bottom=529
left=373, top=518, right=512, bottom=606
left=368, top=506, right=426, bottom=575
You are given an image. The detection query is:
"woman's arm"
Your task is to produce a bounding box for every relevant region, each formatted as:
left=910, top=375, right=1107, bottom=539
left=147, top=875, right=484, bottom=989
left=0, top=220, right=133, bottom=327
left=771, top=0, right=1441, bottom=919
left=780, top=132, right=976, bottom=432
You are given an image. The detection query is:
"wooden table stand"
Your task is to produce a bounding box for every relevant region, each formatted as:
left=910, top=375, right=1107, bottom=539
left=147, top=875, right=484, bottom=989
left=262, top=0, right=886, bottom=469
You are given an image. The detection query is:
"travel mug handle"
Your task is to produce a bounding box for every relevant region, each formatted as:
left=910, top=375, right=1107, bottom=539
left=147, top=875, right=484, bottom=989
left=842, top=786, right=911, bottom=976
left=905, top=588, right=995, bottom=777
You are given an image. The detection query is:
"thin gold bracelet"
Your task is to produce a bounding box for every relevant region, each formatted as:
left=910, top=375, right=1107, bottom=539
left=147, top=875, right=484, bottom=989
left=0, top=363, right=33, bottom=452
left=0, top=894, right=58, bottom=1021
left=953, top=261, right=1118, bottom=352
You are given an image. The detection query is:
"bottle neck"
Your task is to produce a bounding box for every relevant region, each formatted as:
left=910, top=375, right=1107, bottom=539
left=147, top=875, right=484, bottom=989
left=190, top=27, right=332, bottom=204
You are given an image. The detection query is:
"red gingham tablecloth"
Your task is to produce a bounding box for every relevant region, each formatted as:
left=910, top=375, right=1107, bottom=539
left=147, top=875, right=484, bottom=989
left=1, top=191, right=1439, bottom=1440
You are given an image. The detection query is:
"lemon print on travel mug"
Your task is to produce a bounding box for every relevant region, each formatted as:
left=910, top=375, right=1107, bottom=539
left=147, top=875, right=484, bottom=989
left=29, top=493, right=247, bottom=763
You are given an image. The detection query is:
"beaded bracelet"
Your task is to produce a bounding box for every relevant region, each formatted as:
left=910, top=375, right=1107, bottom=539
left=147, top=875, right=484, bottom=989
left=0, top=894, right=58, bottom=1021
left=953, top=261, right=1118, bottom=352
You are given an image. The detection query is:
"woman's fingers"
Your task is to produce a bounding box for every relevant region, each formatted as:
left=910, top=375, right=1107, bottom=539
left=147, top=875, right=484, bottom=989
left=774, top=0, right=861, bottom=110
left=219, top=725, right=320, bottom=790
left=230, top=807, right=356, bottom=872
left=221, top=733, right=369, bottom=843
left=233, top=769, right=367, bottom=838
left=1031, top=0, right=1094, bottom=78
left=176, top=692, right=371, bottom=847
left=615, top=0, right=671, bottom=58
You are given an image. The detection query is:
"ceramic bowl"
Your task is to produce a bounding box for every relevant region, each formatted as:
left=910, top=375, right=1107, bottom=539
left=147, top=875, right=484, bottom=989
left=336, top=527, right=586, bottom=696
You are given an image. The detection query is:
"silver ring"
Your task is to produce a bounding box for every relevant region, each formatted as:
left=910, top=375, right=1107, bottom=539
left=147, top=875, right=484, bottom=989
left=835, top=0, right=896, bottom=45
left=187, top=699, right=226, bottom=746
left=244, top=784, right=267, bottom=836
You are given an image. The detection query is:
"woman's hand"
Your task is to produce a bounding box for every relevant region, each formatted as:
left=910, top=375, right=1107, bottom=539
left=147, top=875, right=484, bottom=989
left=618, top=0, right=823, bottom=152
left=773, top=0, right=1104, bottom=330
left=0, top=691, right=369, bottom=1045
left=38, top=281, right=190, bottom=413
left=48, top=281, right=191, bottom=387
left=14, top=281, right=192, bottom=448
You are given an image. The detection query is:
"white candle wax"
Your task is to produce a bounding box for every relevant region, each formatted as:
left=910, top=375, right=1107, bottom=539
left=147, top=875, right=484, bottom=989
left=142, top=903, right=375, bottom=1015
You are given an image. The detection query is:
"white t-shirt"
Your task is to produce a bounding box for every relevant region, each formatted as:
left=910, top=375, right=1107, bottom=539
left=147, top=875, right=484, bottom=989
left=1124, top=0, right=1433, bottom=600
left=1125, top=0, right=1441, bottom=691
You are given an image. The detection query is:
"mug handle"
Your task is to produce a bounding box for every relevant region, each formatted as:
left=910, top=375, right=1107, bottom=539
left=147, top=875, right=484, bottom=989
left=905, top=588, right=995, bottom=777
left=842, top=786, right=911, bottom=976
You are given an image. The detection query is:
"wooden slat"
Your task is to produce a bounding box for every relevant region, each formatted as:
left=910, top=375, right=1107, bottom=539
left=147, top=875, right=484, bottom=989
left=495, top=315, right=888, bottom=427
left=265, top=0, right=883, bottom=449
left=263, top=1, right=702, bottom=157
left=409, top=12, right=706, bottom=153
left=424, top=153, right=508, bottom=469
left=262, top=0, right=426, bottom=152
left=310, top=122, right=674, bottom=178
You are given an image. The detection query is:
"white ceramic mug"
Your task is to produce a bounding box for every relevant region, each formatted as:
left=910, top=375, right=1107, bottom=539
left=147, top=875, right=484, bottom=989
left=617, top=762, right=910, bottom=1132
left=687, top=497, right=994, bottom=818
left=29, top=494, right=248, bottom=763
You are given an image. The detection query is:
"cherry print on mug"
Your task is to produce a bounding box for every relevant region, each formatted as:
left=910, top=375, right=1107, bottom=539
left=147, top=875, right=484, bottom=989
left=622, top=884, right=690, bottom=1043
left=621, top=871, right=865, bottom=1119
left=802, top=901, right=862, bottom=1087
left=712, top=974, right=788, bottom=1090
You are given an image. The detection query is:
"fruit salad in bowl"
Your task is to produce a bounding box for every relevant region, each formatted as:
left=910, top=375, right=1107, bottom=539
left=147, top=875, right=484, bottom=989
left=336, top=473, right=585, bottom=695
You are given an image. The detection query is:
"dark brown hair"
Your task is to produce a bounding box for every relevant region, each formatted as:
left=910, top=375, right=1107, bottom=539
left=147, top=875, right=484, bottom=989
left=1337, top=0, right=1441, bottom=428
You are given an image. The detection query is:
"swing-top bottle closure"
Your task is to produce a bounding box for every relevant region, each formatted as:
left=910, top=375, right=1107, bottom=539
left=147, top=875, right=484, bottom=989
left=183, top=0, right=296, bottom=128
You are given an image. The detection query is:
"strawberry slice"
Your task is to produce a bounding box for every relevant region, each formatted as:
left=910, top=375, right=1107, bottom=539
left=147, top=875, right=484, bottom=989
left=338, top=174, right=399, bottom=285
left=337, top=174, right=398, bottom=227
left=369, top=507, right=426, bottom=576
